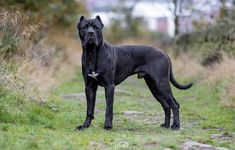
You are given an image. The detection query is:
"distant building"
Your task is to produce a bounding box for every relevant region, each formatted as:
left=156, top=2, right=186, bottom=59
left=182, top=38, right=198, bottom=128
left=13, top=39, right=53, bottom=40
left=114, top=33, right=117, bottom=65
left=83, top=0, right=234, bottom=36
left=132, top=1, right=174, bottom=36
left=84, top=0, right=175, bottom=36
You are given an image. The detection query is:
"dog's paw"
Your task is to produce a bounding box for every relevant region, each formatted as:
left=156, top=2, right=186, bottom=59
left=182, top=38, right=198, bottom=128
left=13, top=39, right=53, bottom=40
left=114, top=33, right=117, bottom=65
left=171, top=124, right=180, bottom=130
left=104, top=119, right=112, bottom=130
left=75, top=125, right=88, bottom=131
left=103, top=125, right=112, bottom=130
left=160, top=123, right=170, bottom=128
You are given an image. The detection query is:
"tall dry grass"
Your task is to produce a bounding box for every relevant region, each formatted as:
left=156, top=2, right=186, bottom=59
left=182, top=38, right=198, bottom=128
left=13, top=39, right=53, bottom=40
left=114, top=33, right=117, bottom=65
left=0, top=10, right=82, bottom=101
left=0, top=10, right=42, bottom=100
left=17, top=34, right=82, bottom=98
left=203, top=56, right=235, bottom=107
left=171, top=53, right=235, bottom=107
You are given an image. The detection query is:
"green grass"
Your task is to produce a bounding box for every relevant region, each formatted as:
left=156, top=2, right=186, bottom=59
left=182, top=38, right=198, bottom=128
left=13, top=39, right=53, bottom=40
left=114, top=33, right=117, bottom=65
left=0, top=69, right=234, bottom=150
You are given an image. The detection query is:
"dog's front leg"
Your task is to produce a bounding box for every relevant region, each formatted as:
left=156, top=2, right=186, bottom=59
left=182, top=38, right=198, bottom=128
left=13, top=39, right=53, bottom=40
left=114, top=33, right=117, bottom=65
left=104, top=84, right=115, bottom=130
left=76, top=81, right=98, bottom=130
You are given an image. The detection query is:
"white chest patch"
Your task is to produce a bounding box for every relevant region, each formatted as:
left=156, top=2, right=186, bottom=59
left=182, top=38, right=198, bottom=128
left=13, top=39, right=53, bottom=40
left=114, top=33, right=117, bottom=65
left=88, top=71, right=100, bottom=80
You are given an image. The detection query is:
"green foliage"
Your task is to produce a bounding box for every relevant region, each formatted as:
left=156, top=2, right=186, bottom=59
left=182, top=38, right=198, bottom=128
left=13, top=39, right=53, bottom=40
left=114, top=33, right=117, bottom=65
left=43, top=0, right=87, bottom=27
left=0, top=11, right=30, bottom=59
left=0, top=85, right=25, bottom=124
left=175, top=21, right=235, bottom=65
left=104, top=17, right=145, bottom=43
left=1, top=0, right=87, bottom=27
left=0, top=0, right=87, bottom=59
left=104, top=18, right=172, bottom=45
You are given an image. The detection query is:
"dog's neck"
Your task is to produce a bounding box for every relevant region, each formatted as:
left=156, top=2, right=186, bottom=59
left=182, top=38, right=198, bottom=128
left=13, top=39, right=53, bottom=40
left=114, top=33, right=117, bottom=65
left=83, top=43, right=103, bottom=80
left=84, top=45, right=96, bottom=72
left=83, top=43, right=101, bottom=73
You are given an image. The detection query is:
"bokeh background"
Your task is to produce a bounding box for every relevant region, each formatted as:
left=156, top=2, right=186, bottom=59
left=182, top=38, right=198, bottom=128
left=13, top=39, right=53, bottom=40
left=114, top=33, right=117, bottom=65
left=0, top=0, right=235, bottom=149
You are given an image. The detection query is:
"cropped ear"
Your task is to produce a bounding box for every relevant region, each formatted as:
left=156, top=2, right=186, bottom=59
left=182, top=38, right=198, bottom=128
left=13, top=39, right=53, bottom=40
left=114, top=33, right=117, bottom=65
left=95, top=15, right=104, bottom=27
left=77, top=16, right=85, bottom=28
left=79, top=16, right=85, bottom=23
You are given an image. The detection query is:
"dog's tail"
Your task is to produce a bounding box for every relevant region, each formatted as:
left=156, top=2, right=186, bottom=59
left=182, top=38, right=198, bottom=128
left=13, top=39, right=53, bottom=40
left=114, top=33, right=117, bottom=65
left=170, top=63, right=193, bottom=90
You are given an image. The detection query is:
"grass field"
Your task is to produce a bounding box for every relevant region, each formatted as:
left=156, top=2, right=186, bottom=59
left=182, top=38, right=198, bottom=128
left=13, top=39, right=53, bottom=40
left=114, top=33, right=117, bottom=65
left=0, top=68, right=234, bottom=150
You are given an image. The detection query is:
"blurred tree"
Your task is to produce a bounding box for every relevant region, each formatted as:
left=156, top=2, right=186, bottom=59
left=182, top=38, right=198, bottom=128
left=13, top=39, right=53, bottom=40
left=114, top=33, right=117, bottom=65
left=167, top=0, right=184, bottom=37
left=0, top=0, right=87, bottom=27
left=231, top=0, right=235, bottom=20
left=112, top=0, right=142, bottom=37
left=0, top=0, right=87, bottom=59
left=219, top=0, right=229, bottom=19
left=105, top=0, right=146, bottom=42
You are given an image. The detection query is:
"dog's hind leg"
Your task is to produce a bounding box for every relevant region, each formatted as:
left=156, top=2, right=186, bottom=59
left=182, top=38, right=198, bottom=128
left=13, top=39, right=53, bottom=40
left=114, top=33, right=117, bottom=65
left=144, top=75, right=171, bottom=128
left=173, top=97, right=180, bottom=109
left=155, top=77, right=180, bottom=130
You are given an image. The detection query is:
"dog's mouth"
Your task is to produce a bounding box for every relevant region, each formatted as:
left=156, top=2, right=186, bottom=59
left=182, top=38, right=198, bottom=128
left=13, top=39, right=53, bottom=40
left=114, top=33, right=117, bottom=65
left=88, top=37, right=94, bottom=44
left=84, top=36, right=99, bottom=47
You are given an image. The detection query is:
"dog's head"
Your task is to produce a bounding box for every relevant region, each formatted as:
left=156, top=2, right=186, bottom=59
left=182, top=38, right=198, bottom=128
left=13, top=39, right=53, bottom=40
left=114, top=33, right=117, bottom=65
left=77, top=15, right=104, bottom=47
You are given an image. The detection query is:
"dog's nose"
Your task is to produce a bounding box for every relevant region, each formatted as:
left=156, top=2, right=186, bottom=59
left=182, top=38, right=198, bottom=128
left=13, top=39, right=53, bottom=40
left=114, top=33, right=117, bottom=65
left=88, top=27, right=95, bottom=36
left=88, top=31, right=94, bottom=35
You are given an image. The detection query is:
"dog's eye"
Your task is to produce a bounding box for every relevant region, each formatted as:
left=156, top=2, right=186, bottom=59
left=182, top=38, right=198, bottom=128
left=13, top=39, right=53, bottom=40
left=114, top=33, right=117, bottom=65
left=83, top=25, right=88, bottom=29
left=94, top=26, right=99, bottom=30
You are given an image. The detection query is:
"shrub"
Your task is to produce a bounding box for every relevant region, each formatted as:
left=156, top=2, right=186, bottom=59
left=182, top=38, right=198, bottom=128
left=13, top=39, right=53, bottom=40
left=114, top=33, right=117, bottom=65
left=175, top=21, right=235, bottom=65
left=1, top=0, right=87, bottom=27
left=0, top=10, right=38, bottom=59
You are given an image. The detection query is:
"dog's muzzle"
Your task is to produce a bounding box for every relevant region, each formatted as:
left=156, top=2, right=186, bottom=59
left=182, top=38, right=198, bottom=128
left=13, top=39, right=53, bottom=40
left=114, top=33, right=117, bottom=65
left=83, top=35, right=99, bottom=46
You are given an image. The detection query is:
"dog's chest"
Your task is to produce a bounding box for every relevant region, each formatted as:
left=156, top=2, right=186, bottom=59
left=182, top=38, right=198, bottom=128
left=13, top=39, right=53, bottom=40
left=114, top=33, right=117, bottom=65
left=83, top=54, right=107, bottom=73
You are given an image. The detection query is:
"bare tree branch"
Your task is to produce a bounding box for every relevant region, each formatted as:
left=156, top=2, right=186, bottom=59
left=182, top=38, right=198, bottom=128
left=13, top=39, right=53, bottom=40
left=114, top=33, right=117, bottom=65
left=167, top=0, right=185, bottom=36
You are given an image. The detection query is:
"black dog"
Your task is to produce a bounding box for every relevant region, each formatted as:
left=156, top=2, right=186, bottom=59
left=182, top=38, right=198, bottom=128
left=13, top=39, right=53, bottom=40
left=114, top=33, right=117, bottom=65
left=76, top=15, right=192, bottom=130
